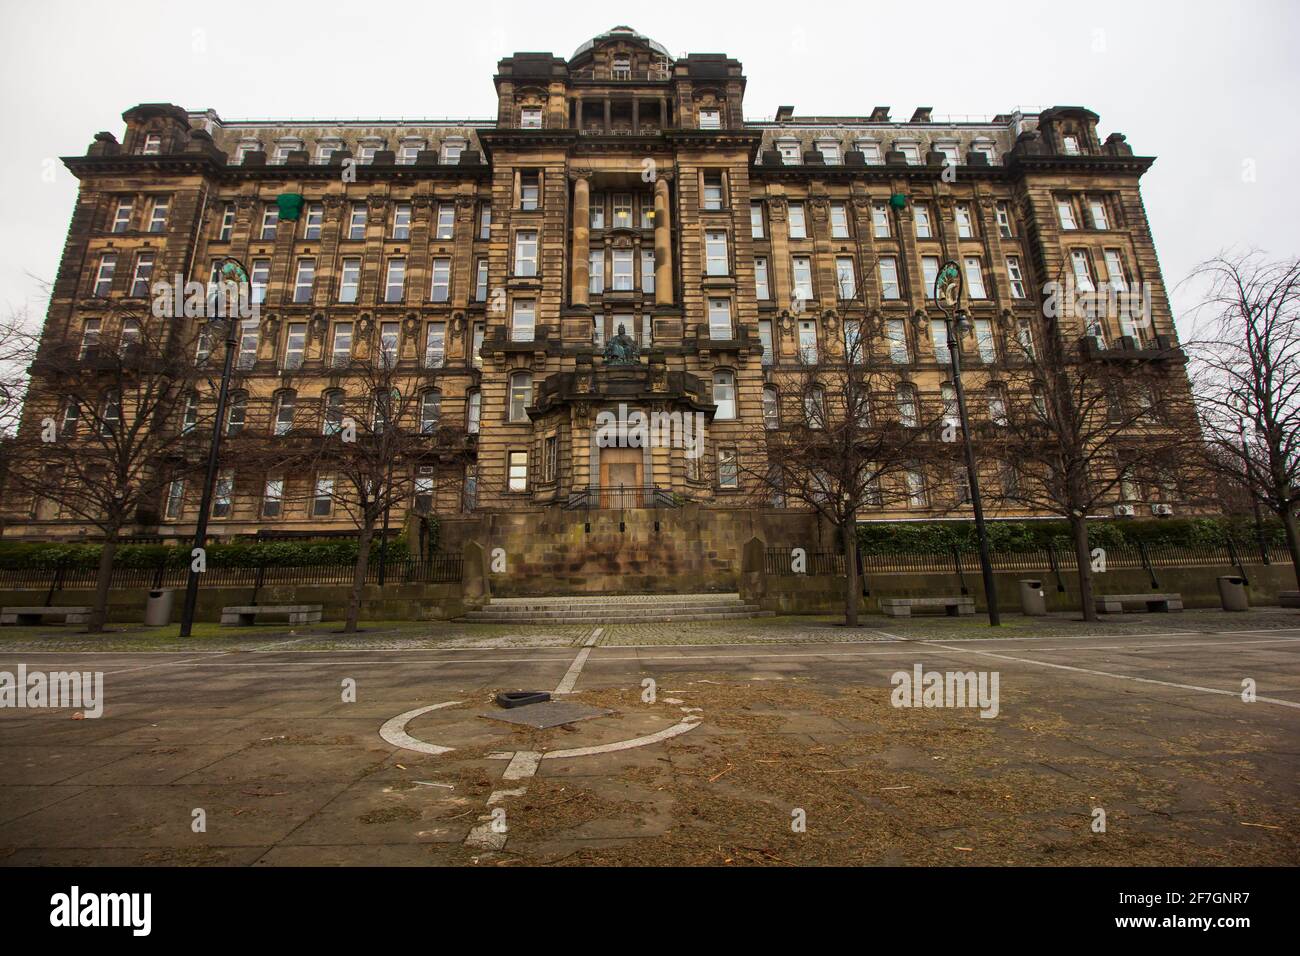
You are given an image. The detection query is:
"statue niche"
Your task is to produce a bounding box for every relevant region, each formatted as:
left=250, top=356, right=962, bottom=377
left=603, top=322, right=640, bottom=365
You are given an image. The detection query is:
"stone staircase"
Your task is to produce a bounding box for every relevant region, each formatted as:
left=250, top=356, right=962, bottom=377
left=461, top=592, right=771, bottom=625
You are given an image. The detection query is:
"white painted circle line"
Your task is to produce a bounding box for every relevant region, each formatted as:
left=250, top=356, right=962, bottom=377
left=379, top=700, right=463, bottom=755
left=486, top=715, right=703, bottom=760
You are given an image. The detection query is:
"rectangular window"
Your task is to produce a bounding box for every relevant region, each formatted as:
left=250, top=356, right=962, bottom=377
left=392, top=202, right=411, bottom=239
left=331, top=322, right=353, bottom=367
left=996, top=202, right=1013, bottom=238
left=472, top=322, right=484, bottom=368
left=791, top=256, right=814, bottom=300
left=543, top=436, right=558, bottom=483
left=424, top=321, right=447, bottom=368
left=818, top=142, right=841, bottom=165
left=79, top=319, right=101, bottom=359
left=705, top=231, right=729, bottom=276
left=1089, top=198, right=1110, bottom=230
left=1006, top=256, right=1027, bottom=298
left=963, top=257, right=987, bottom=299
left=165, top=479, right=185, bottom=520
left=640, top=198, right=654, bottom=229
left=835, top=256, right=856, bottom=299
left=348, top=203, right=367, bottom=240
left=707, top=298, right=732, bottom=339
left=750, top=202, right=764, bottom=238
left=589, top=250, right=604, bottom=294
left=759, top=319, right=773, bottom=366
left=284, top=322, right=306, bottom=370
left=249, top=259, right=270, bottom=305
left=273, top=395, right=296, bottom=436
left=213, top=470, right=234, bottom=518
left=1071, top=249, right=1095, bottom=292
left=147, top=197, right=169, bottom=233
left=798, top=320, right=818, bottom=363
left=974, top=318, right=996, bottom=363
left=899, top=144, right=920, bottom=165
left=262, top=478, right=283, bottom=518
left=590, top=194, right=605, bottom=229
left=111, top=198, right=132, bottom=233
left=859, top=143, right=883, bottom=164
left=612, top=248, right=634, bottom=290
left=1057, top=198, right=1078, bottom=230
left=511, top=300, right=536, bottom=342
left=479, top=202, right=492, bottom=240
left=520, top=107, right=542, bottom=128
left=778, top=142, right=801, bottom=165
left=440, top=141, right=463, bottom=165
left=474, top=258, right=489, bottom=301
left=507, top=451, right=528, bottom=492
left=702, top=171, right=724, bottom=210
left=430, top=257, right=451, bottom=302
left=872, top=203, right=890, bottom=238
left=888, top=319, right=909, bottom=363
left=338, top=257, right=361, bottom=303
left=931, top=318, right=950, bottom=363
left=260, top=204, right=278, bottom=240
left=641, top=249, right=655, bottom=293
left=697, top=108, right=721, bottom=129
left=754, top=257, right=770, bottom=299
left=879, top=257, right=900, bottom=299
left=379, top=321, right=399, bottom=367
left=922, top=256, right=940, bottom=300
left=955, top=204, right=973, bottom=238
left=830, top=202, right=849, bottom=238
left=914, top=204, right=932, bottom=239
left=788, top=202, right=807, bottom=239
left=413, top=476, right=434, bottom=513
left=237, top=320, right=259, bottom=369
left=93, top=253, right=117, bottom=297
left=384, top=258, right=405, bottom=303
left=843, top=319, right=862, bottom=363
left=718, top=447, right=739, bottom=489
left=1103, top=249, right=1128, bottom=291
left=435, top=202, right=455, bottom=239
left=312, top=477, right=334, bottom=517
left=906, top=470, right=927, bottom=509
left=130, top=252, right=154, bottom=297
left=302, top=202, right=323, bottom=240
left=397, top=143, right=421, bottom=165
left=294, top=258, right=316, bottom=303
left=520, top=171, right=540, bottom=210
left=514, top=230, right=538, bottom=276
left=611, top=193, right=633, bottom=228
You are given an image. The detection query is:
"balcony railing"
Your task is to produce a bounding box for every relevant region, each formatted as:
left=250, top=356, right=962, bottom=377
left=563, top=485, right=681, bottom=510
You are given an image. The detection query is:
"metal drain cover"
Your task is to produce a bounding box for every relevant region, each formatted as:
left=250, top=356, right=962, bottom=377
left=479, top=701, right=611, bottom=729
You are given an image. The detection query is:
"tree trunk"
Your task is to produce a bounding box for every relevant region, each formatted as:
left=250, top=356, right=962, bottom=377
left=1070, top=514, right=1097, bottom=622
left=841, top=519, right=860, bottom=627
left=345, top=521, right=375, bottom=634
left=88, top=536, right=118, bottom=634
left=1281, top=501, right=1300, bottom=590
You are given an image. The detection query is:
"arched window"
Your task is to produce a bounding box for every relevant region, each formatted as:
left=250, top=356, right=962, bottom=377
left=762, top=386, right=780, bottom=430
left=99, top=390, right=122, bottom=436
left=420, top=390, right=443, bottom=434
left=373, top=388, right=400, bottom=433
left=987, top=384, right=1008, bottom=426
left=322, top=389, right=344, bottom=435
left=466, top=389, right=481, bottom=434
left=803, top=385, right=826, bottom=428
left=712, top=370, right=736, bottom=420
left=225, top=391, right=247, bottom=436
left=60, top=398, right=80, bottom=438
left=1030, top=382, right=1049, bottom=422
left=508, top=371, right=532, bottom=423
left=896, top=384, right=918, bottom=427
left=941, top=383, right=959, bottom=427
left=273, top=391, right=296, bottom=436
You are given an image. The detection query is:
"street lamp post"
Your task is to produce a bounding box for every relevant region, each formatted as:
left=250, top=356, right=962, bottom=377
left=936, top=260, right=1001, bottom=626
left=178, top=258, right=249, bottom=637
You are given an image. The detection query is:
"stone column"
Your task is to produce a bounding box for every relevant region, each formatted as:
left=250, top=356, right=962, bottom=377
left=570, top=172, right=591, bottom=306
left=654, top=176, right=673, bottom=306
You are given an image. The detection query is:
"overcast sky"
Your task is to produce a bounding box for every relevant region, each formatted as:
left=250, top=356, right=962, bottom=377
left=1, top=0, right=1295, bottom=333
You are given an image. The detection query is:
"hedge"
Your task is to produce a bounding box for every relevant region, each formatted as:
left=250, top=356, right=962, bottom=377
left=856, top=517, right=1286, bottom=556
left=0, top=535, right=411, bottom=571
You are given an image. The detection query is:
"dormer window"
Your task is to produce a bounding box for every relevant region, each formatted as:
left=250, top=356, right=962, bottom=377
left=315, top=139, right=341, bottom=164
left=971, top=139, right=997, bottom=164
left=857, top=141, right=883, bottom=165
left=235, top=141, right=259, bottom=165
left=520, top=107, right=542, bottom=128
left=777, top=140, right=801, bottom=165
left=271, top=141, right=299, bottom=165
left=898, top=143, right=921, bottom=165
left=1062, top=134, right=1082, bottom=155
left=440, top=138, right=465, bottom=164
left=817, top=140, right=841, bottom=164
left=140, top=133, right=161, bottom=155
left=358, top=143, right=379, bottom=165
left=698, top=108, right=721, bottom=129
left=612, top=55, right=631, bottom=80
left=397, top=139, right=425, bottom=165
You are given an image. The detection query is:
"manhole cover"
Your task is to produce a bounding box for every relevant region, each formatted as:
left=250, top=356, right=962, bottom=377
left=478, top=701, right=611, bottom=729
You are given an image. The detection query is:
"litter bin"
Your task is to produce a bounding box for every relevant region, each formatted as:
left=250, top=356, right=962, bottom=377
left=1019, top=579, right=1047, bottom=616
left=1217, top=576, right=1249, bottom=612
left=144, top=588, right=175, bottom=626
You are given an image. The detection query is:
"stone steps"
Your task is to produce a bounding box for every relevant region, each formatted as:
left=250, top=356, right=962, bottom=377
left=462, top=592, right=770, bottom=624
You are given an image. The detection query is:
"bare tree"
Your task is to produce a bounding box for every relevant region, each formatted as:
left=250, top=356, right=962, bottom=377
left=1185, top=252, right=1300, bottom=581
left=739, top=312, right=945, bottom=626
left=0, top=306, right=40, bottom=438
left=7, top=313, right=208, bottom=631
left=986, top=292, right=1200, bottom=620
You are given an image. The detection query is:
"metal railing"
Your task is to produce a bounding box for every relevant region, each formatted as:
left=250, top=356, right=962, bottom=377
left=563, top=485, right=680, bottom=510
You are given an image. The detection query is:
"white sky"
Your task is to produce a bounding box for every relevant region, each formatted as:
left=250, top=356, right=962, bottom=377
left=1, top=0, right=1296, bottom=334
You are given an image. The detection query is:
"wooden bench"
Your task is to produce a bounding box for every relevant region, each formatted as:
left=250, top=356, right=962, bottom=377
left=1095, top=593, right=1184, bottom=614
left=220, top=605, right=322, bottom=626
left=880, top=596, right=976, bottom=618
left=1, top=606, right=91, bottom=626
left=1279, top=591, right=1300, bottom=609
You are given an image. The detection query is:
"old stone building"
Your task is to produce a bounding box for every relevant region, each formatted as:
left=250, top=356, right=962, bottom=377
left=8, top=26, right=1196, bottom=584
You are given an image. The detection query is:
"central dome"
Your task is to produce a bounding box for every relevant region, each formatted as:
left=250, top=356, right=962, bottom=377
left=571, top=25, right=672, bottom=61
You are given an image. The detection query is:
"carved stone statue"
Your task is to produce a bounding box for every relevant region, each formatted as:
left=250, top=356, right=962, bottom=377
left=603, top=322, right=640, bottom=365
